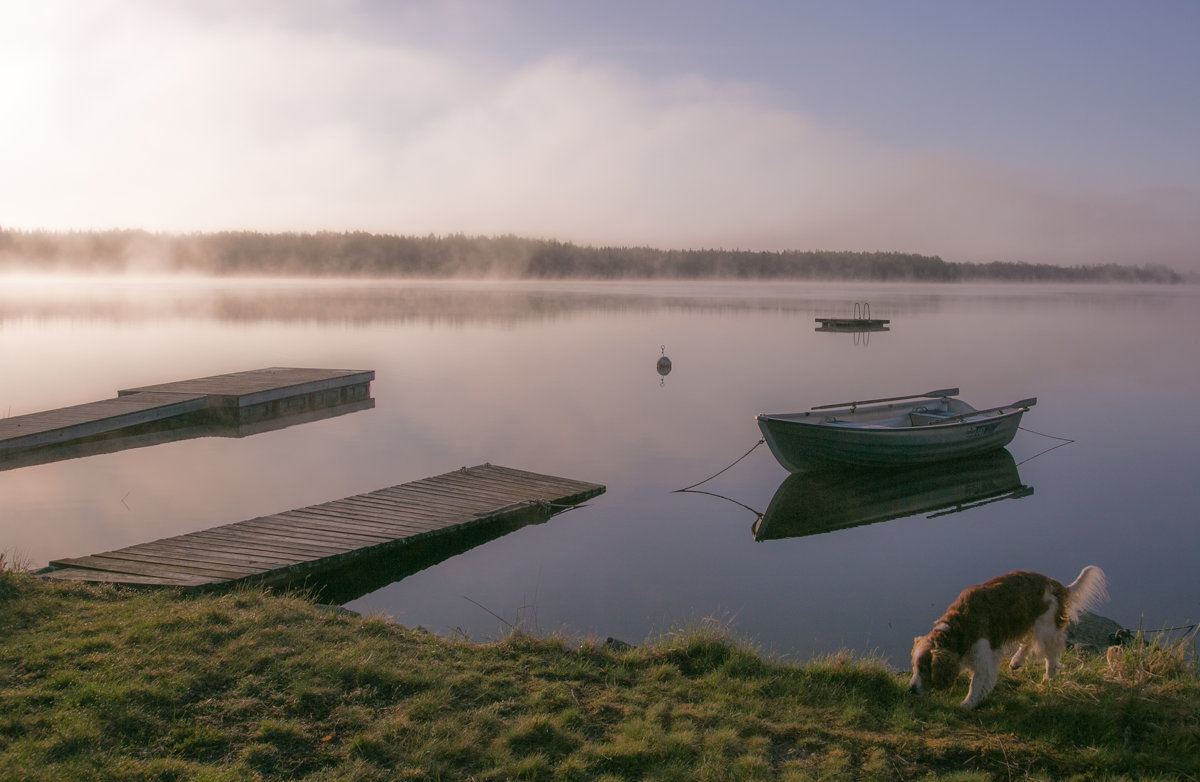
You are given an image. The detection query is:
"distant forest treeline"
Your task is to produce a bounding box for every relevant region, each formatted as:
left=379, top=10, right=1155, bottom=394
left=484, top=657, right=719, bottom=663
left=0, top=229, right=1183, bottom=283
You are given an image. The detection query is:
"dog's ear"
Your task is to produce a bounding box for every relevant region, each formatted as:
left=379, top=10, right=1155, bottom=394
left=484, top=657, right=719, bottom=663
left=931, top=649, right=959, bottom=690
left=911, top=637, right=931, bottom=673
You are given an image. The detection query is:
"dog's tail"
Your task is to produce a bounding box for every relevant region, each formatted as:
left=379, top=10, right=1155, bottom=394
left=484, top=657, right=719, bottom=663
left=1065, top=565, right=1108, bottom=623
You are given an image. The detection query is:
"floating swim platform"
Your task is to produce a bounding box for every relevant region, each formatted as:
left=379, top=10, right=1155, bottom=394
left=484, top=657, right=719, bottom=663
left=815, top=301, right=890, bottom=333
left=815, top=317, right=891, bottom=332
left=0, top=367, right=373, bottom=456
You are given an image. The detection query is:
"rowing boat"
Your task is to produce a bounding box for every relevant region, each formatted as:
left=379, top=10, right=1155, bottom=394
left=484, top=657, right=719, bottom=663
left=756, top=387, right=1035, bottom=471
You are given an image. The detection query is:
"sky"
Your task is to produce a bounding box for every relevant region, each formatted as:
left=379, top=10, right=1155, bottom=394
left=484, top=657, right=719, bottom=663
left=2, top=0, right=1199, bottom=270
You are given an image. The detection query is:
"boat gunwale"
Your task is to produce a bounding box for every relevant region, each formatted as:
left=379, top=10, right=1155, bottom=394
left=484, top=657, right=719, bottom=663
left=756, top=402, right=1027, bottom=432
left=753, top=393, right=1027, bottom=431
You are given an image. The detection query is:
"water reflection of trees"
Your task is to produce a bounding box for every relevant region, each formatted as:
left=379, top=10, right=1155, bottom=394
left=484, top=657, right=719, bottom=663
left=0, top=284, right=938, bottom=326
left=3, top=279, right=1187, bottom=326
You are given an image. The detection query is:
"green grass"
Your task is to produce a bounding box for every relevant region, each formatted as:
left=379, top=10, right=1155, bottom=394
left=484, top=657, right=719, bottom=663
left=1, top=570, right=1198, bottom=780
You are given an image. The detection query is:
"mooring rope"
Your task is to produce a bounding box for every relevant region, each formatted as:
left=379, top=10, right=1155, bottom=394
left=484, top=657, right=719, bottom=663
left=674, top=488, right=764, bottom=517
left=534, top=499, right=589, bottom=513
left=1016, top=426, right=1076, bottom=466
left=1018, top=426, right=1075, bottom=443
left=674, top=438, right=765, bottom=493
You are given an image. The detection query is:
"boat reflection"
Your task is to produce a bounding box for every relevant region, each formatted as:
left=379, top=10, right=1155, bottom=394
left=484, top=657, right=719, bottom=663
left=752, top=449, right=1031, bottom=541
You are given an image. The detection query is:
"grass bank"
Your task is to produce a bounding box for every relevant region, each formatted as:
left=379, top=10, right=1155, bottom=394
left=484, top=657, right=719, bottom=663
left=1, top=569, right=1197, bottom=781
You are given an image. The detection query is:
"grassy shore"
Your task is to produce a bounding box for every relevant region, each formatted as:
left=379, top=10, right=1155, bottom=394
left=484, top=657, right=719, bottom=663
left=2, top=568, right=1198, bottom=781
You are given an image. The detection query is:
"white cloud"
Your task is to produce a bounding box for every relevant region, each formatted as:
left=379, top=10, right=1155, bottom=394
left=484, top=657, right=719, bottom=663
left=2, top=1, right=1196, bottom=270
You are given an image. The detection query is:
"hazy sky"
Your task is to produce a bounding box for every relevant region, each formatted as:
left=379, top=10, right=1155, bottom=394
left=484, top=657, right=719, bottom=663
left=3, top=1, right=1199, bottom=269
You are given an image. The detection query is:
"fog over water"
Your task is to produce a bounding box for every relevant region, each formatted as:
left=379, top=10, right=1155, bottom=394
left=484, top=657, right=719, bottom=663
left=2, top=277, right=1197, bottom=664
left=6, top=3, right=1200, bottom=272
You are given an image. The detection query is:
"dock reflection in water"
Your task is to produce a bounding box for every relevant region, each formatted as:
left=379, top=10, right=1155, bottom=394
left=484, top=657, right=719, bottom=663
left=289, top=503, right=567, bottom=605
left=752, top=449, right=1031, bottom=541
left=0, top=395, right=374, bottom=472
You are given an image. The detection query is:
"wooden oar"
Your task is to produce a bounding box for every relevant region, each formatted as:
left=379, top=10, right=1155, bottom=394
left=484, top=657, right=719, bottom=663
left=958, top=397, right=1038, bottom=418
left=811, top=387, right=959, bottom=411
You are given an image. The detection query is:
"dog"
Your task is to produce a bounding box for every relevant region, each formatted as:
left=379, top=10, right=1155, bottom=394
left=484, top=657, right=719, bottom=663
left=909, top=566, right=1108, bottom=709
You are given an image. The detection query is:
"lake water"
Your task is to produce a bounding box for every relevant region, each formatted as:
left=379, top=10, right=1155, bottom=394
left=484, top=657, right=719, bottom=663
left=2, top=276, right=1198, bottom=666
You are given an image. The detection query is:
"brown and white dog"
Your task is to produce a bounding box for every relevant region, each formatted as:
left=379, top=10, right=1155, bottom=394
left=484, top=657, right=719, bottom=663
left=909, top=566, right=1108, bottom=709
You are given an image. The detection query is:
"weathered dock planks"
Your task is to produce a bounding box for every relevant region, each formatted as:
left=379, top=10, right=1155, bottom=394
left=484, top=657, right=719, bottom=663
left=0, top=392, right=209, bottom=452
left=119, top=367, right=374, bottom=423
left=40, top=464, right=605, bottom=590
left=0, top=367, right=373, bottom=457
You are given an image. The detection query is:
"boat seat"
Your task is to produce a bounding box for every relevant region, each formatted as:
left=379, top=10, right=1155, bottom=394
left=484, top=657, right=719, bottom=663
left=909, top=411, right=956, bottom=426
left=822, top=419, right=893, bottom=429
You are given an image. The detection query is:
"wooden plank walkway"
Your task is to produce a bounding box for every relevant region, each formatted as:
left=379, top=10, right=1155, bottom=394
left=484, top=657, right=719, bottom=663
left=1, top=367, right=373, bottom=456
left=40, top=464, right=605, bottom=590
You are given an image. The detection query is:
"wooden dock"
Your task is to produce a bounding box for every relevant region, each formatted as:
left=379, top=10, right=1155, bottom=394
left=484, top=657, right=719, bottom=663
left=0, top=393, right=210, bottom=452
left=118, top=367, right=374, bottom=425
left=0, top=397, right=374, bottom=473
left=816, top=302, right=889, bottom=333
left=40, top=464, right=605, bottom=590
left=815, top=317, right=891, bottom=333
left=0, top=367, right=373, bottom=457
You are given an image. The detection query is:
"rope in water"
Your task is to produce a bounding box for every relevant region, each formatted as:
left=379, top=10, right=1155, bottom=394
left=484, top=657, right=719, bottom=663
left=1018, top=426, right=1075, bottom=443
left=674, top=488, right=763, bottom=517
left=674, top=438, right=764, bottom=493
left=534, top=499, right=588, bottom=513
left=1015, top=426, right=1076, bottom=465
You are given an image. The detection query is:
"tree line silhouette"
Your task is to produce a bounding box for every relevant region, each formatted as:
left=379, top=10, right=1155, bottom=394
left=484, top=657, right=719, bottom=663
left=0, top=229, right=1183, bottom=283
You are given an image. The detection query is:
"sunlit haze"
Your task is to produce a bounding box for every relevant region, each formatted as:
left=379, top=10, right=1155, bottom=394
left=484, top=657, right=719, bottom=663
left=3, top=1, right=1199, bottom=271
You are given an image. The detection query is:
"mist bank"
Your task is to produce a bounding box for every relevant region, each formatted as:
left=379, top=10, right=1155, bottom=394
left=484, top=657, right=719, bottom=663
left=0, top=229, right=1184, bottom=283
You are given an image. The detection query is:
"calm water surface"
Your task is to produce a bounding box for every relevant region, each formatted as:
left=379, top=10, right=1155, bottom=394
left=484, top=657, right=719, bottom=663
left=2, top=277, right=1198, bottom=665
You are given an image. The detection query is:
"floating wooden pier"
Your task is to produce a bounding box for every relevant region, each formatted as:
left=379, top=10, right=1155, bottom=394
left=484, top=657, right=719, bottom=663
left=0, top=393, right=210, bottom=453
left=0, top=367, right=373, bottom=457
left=815, top=302, right=890, bottom=333
left=0, top=397, right=375, bottom=473
left=40, top=464, right=605, bottom=590
left=814, top=317, right=890, bottom=333
left=118, top=367, right=374, bottom=424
